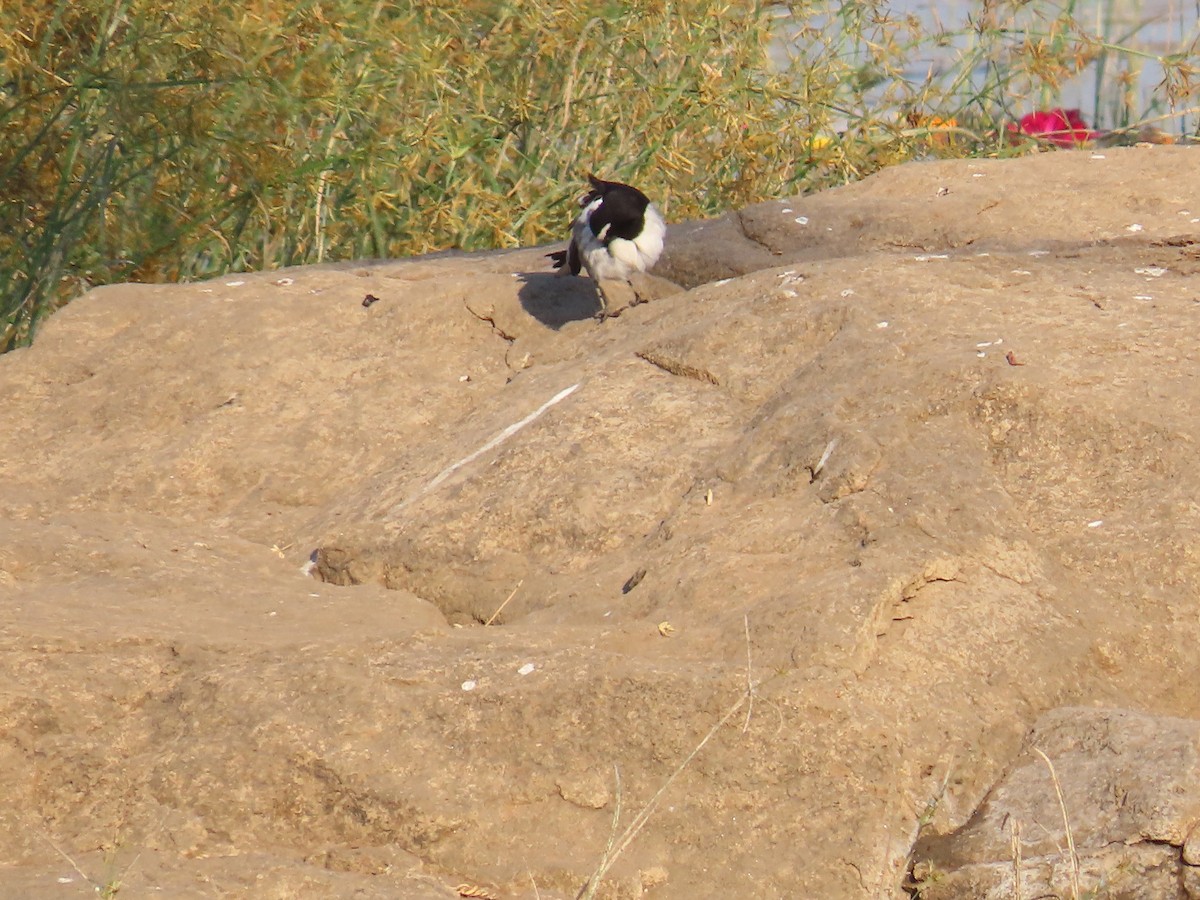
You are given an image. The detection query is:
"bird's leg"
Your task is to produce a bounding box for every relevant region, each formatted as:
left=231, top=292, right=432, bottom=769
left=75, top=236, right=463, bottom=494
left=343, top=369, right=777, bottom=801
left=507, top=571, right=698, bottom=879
left=593, top=278, right=636, bottom=320
left=594, top=280, right=610, bottom=318
left=627, top=271, right=656, bottom=307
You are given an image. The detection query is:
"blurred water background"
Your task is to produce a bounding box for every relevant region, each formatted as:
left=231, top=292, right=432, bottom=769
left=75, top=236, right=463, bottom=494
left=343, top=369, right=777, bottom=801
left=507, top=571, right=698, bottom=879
left=775, top=0, right=1200, bottom=134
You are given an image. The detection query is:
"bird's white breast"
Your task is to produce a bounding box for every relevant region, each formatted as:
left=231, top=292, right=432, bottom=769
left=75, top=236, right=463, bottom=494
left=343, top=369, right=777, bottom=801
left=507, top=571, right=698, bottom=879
left=573, top=202, right=666, bottom=282
left=629, top=203, right=666, bottom=269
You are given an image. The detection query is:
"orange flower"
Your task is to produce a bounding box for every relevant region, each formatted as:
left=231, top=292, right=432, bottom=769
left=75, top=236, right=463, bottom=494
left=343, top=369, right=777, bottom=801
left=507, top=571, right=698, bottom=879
left=907, top=113, right=959, bottom=147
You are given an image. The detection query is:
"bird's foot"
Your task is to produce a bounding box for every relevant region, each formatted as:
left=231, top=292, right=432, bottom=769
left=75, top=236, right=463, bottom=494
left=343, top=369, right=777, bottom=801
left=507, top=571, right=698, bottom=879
left=593, top=306, right=623, bottom=322
left=627, top=271, right=660, bottom=308
left=593, top=278, right=637, bottom=321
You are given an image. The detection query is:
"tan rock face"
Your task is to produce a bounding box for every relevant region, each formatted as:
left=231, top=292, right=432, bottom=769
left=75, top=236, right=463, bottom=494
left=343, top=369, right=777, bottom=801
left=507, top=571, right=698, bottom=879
left=912, top=707, right=1200, bottom=899
left=2, top=147, right=1200, bottom=898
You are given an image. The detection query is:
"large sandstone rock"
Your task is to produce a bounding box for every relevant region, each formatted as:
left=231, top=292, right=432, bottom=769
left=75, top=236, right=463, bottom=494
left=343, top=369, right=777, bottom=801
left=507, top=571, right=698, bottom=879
left=912, top=707, right=1200, bottom=899
left=2, top=146, right=1199, bottom=898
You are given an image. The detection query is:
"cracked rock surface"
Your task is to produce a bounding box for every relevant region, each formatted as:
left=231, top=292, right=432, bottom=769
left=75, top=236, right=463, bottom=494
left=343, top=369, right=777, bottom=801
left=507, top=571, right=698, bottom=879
left=912, top=707, right=1200, bottom=899
left=2, top=147, right=1200, bottom=898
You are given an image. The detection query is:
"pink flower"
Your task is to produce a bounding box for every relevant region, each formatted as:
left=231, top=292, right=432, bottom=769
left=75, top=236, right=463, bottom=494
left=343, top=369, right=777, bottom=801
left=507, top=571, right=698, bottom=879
left=1007, top=108, right=1099, bottom=146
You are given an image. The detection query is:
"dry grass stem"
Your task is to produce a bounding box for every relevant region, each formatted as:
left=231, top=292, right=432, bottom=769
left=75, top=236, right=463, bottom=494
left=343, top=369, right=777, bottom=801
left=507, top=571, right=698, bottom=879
left=742, top=613, right=755, bottom=733
left=577, top=619, right=759, bottom=899
left=38, top=832, right=97, bottom=893
left=1010, top=816, right=1024, bottom=900
left=812, top=439, right=838, bottom=479
left=484, top=580, right=523, bottom=626
left=576, top=690, right=751, bottom=900
left=1034, top=747, right=1081, bottom=899
left=38, top=826, right=157, bottom=899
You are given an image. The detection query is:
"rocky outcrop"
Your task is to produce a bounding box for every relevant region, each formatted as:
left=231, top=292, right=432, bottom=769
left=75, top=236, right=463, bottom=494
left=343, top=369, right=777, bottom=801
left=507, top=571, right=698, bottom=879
left=2, top=147, right=1198, bottom=898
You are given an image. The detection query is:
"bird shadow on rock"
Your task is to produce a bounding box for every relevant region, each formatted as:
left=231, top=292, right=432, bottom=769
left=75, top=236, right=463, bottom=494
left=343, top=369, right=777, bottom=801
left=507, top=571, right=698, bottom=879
left=515, top=272, right=602, bottom=329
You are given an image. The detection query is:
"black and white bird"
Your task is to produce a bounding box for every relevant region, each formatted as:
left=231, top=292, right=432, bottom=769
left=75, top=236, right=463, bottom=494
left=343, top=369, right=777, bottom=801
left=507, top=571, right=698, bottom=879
left=547, top=174, right=666, bottom=317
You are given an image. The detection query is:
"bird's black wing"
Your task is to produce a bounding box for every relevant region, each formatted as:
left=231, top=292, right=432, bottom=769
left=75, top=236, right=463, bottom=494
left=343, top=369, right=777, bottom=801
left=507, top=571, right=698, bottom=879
left=546, top=238, right=582, bottom=275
